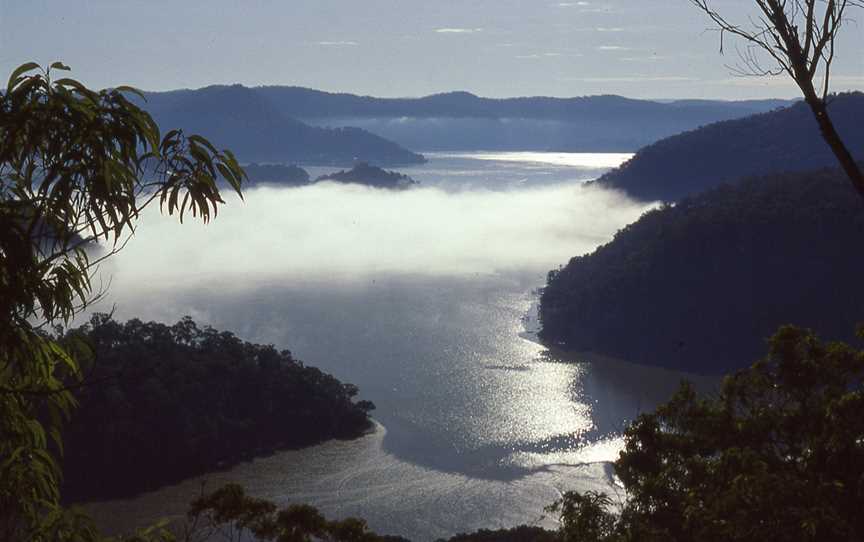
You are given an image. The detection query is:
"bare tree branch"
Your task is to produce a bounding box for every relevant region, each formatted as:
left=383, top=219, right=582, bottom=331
left=689, top=0, right=864, bottom=200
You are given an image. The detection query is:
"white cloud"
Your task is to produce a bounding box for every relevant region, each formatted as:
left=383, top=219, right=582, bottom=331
left=317, top=40, right=358, bottom=46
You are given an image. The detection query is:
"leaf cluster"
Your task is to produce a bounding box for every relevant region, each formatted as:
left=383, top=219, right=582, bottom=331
left=0, top=62, right=245, bottom=541
left=551, top=325, right=864, bottom=542
left=182, top=483, right=408, bottom=542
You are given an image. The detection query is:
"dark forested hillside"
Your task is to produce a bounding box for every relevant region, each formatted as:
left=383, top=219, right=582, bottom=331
left=540, top=167, right=864, bottom=373
left=137, top=85, right=425, bottom=166
left=61, top=315, right=374, bottom=501
left=596, top=92, right=864, bottom=201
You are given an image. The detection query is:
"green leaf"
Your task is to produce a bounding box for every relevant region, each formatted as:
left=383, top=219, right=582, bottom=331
left=114, top=84, right=145, bottom=100
left=49, top=61, right=71, bottom=71
left=7, top=61, right=39, bottom=92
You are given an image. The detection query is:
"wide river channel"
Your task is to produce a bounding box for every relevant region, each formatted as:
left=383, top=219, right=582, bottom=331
left=85, top=152, right=708, bottom=541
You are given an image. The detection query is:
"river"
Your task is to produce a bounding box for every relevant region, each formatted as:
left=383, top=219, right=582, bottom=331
left=83, top=152, right=704, bottom=541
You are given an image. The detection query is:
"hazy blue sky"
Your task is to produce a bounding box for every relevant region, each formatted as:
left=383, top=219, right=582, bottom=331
left=1, top=0, right=861, bottom=99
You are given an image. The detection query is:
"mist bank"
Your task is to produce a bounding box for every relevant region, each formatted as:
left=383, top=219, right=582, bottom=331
left=102, top=182, right=653, bottom=292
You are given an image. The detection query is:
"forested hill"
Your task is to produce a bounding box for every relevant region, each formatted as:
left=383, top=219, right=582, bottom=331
left=596, top=92, right=864, bottom=201
left=137, top=85, right=425, bottom=166
left=316, top=162, right=419, bottom=189
left=540, top=167, right=864, bottom=374
left=61, top=315, right=375, bottom=501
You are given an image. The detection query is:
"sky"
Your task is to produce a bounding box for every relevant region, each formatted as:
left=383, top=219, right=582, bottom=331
left=1, top=0, right=862, bottom=100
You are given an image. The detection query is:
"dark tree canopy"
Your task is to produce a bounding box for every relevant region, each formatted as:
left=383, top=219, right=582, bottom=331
left=596, top=92, right=863, bottom=202
left=61, top=315, right=374, bottom=501
left=0, top=62, right=244, bottom=541
left=542, top=167, right=864, bottom=373
left=551, top=325, right=864, bottom=542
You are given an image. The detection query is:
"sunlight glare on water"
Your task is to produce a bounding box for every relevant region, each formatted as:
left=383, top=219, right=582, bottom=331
left=84, top=153, right=670, bottom=541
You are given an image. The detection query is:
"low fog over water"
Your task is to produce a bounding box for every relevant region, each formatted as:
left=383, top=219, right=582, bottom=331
left=104, top=179, right=645, bottom=286
left=86, top=154, right=694, bottom=541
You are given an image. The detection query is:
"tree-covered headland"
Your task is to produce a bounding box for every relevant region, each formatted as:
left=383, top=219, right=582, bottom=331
left=61, top=315, right=373, bottom=502
left=541, top=167, right=864, bottom=373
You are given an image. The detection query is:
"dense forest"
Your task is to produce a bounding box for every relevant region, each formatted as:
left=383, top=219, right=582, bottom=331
left=439, top=526, right=558, bottom=541
left=540, top=167, right=864, bottom=373
left=61, top=315, right=374, bottom=501
left=135, top=85, right=426, bottom=166
left=596, top=92, right=864, bottom=201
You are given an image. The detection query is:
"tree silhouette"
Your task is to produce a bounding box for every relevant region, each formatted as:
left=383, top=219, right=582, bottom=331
left=0, top=62, right=244, bottom=541
left=690, top=0, right=864, bottom=198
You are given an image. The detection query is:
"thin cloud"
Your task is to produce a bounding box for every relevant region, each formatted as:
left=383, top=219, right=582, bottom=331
left=563, top=76, right=697, bottom=83
left=515, top=52, right=577, bottom=59
left=596, top=45, right=632, bottom=51
left=317, top=40, right=358, bottom=46
left=620, top=55, right=669, bottom=62
left=435, top=28, right=484, bottom=34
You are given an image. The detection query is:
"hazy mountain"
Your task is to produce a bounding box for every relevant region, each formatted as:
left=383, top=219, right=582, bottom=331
left=243, top=163, right=311, bottom=186
left=596, top=92, right=864, bottom=201
left=255, top=87, right=794, bottom=151
left=138, top=85, right=426, bottom=166
left=255, top=87, right=791, bottom=122
left=137, top=84, right=794, bottom=157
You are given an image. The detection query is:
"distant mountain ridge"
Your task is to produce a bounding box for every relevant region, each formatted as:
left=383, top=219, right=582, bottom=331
left=254, top=87, right=792, bottom=121
left=140, top=84, right=794, bottom=155
left=255, top=87, right=794, bottom=152
left=596, top=92, right=864, bottom=201
left=137, top=85, right=426, bottom=166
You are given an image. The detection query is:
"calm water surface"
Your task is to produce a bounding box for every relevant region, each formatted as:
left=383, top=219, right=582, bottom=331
left=84, top=153, right=700, bottom=541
